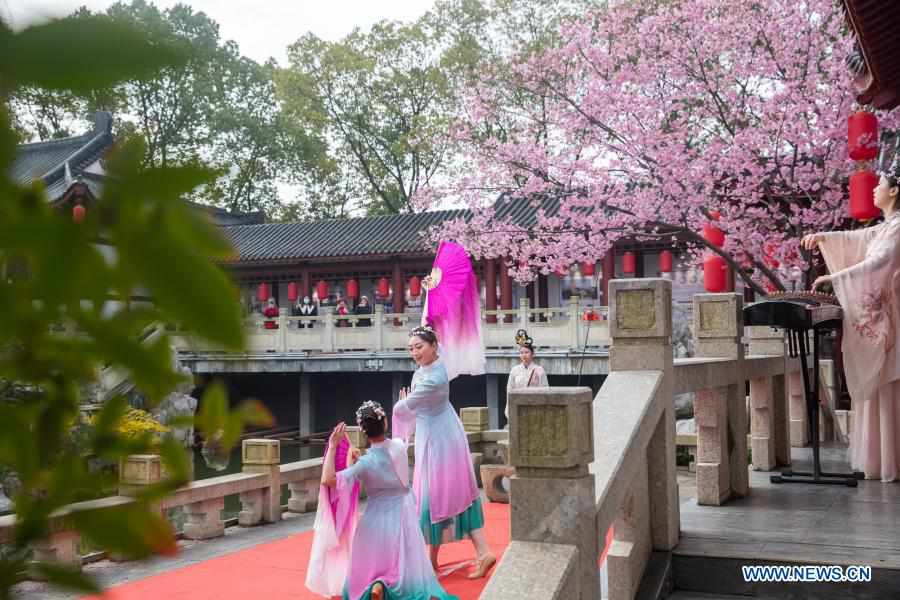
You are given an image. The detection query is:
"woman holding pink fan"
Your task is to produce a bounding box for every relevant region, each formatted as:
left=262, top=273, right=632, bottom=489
left=392, top=242, right=495, bottom=579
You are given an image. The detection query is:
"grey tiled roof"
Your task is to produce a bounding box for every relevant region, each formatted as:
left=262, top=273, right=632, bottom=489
left=222, top=209, right=468, bottom=262
left=11, top=112, right=114, bottom=203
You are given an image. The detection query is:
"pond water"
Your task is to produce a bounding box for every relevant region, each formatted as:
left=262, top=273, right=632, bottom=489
left=191, top=440, right=324, bottom=519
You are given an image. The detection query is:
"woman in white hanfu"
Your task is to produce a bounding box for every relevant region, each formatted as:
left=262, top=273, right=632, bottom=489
left=504, top=329, right=549, bottom=421
left=804, top=172, right=900, bottom=482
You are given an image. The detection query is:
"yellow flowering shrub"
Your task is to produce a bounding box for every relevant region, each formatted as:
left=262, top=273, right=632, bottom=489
left=92, top=408, right=170, bottom=440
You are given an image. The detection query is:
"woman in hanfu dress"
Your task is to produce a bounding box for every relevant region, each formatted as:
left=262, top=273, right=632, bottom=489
left=803, top=172, right=900, bottom=482
left=505, top=329, right=549, bottom=422
left=393, top=325, right=497, bottom=579
left=315, top=402, right=457, bottom=600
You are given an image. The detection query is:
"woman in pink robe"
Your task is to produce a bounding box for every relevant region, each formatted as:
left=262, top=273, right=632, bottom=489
left=804, top=173, right=900, bottom=482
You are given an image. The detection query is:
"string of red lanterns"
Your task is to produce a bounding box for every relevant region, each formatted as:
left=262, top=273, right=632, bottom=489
left=702, top=210, right=727, bottom=293
left=848, top=109, right=879, bottom=221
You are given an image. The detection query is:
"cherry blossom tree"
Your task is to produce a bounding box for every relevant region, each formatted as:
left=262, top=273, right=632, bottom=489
left=418, top=0, right=899, bottom=292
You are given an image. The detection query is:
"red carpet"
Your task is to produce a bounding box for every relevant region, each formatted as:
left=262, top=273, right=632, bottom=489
left=86, top=503, right=510, bottom=600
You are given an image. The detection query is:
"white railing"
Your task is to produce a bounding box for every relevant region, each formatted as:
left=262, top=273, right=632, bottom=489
left=172, top=297, right=610, bottom=355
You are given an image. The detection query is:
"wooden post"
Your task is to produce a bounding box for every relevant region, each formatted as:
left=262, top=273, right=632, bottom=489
left=485, top=259, right=498, bottom=324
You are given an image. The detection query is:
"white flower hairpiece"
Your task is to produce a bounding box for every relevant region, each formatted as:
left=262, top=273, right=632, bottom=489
left=355, top=400, right=385, bottom=425
left=409, top=323, right=436, bottom=337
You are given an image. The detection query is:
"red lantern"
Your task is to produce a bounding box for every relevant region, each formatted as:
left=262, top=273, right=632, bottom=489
left=703, top=224, right=725, bottom=247
left=848, top=111, right=878, bottom=161
left=409, top=276, right=421, bottom=298
left=580, top=262, right=595, bottom=277
left=659, top=250, right=673, bottom=273
left=257, top=282, right=269, bottom=302
left=849, top=169, right=880, bottom=221
left=72, top=204, right=86, bottom=223
left=316, top=280, right=329, bottom=301
left=377, top=277, right=390, bottom=298
left=703, top=253, right=728, bottom=293
left=622, top=251, right=636, bottom=275
left=346, top=278, right=359, bottom=300
left=287, top=282, right=299, bottom=303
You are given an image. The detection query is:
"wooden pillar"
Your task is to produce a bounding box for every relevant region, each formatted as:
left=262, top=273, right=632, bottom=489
left=538, top=274, right=549, bottom=322
left=602, top=249, right=616, bottom=306
left=301, top=267, right=310, bottom=299
left=633, top=250, right=645, bottom=278
left=392, top=261, right=404, bottom=317
left=500, top=259, right=513, bottom=323
left=485, top=259, right=498, bottom=324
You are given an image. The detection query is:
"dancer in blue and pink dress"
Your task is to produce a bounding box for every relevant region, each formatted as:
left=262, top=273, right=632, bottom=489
left=393, top=325, right=496, bottom=579
left=311, top=402, right=456, bottom=600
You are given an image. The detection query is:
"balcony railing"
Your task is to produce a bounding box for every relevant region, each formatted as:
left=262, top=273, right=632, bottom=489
left=172, top=297, right=610, bottom=355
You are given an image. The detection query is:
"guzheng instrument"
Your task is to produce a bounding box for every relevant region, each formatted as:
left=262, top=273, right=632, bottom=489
left=743, top=291, right=862, bottom=486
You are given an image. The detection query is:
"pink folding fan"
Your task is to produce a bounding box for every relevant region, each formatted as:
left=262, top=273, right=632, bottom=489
left=422, top=241, right=486, bottom=380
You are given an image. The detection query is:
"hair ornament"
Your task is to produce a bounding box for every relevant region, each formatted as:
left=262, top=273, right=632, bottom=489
left=355, top=400, right=386, bottom=426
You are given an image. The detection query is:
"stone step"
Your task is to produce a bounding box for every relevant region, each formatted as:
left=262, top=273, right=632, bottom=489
left=671, top=542, right=899, bottom=600
left=667, top=593, right=780, bottom=600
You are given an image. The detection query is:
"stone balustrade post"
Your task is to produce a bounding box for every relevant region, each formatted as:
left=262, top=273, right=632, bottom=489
left=32, top=530, right=82, bottom=571
left=788, top=370, right=808, bottom=447
left=118, top=454, right=162, bottom=497
left=278, top=307, right=288, bottom=352
left=287, top=478, right=320, bottom=514
left=606, top=278, right=679, bottom=600
left=692, top=293, right=747, bottom=505
left=747, top=326, right=791, bottom=470
left=508, top=386, right=597, bottom=600
left=323, top=312, right=335, bottom=352
left=518, top=297, right=529, bottom=327
left=568, top=295, right=580, bottom=350
left=460, top=406, right=489, bottom=433
left=374, top=304, right=385, bottom=351
left=240, top=439, right=281, bottom=526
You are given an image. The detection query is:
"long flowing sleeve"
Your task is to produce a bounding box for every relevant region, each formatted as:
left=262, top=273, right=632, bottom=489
left=305, top=448, right=362, bottom=598
left=826, top=218, right=900, bottom=405
left=818, top=226, right=881, bottom=273
left=392, top=367, right=444, bottom=442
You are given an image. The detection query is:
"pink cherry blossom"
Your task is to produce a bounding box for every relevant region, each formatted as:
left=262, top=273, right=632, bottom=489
left=417, top=0, right=900, bottom=291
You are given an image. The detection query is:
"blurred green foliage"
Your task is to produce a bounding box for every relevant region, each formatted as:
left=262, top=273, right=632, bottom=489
left=0, top=14, right=270, bottom=598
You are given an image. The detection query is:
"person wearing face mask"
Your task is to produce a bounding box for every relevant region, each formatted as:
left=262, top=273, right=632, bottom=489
left=391, top=325, right=496, bottom=580
left=505, top=329, right=548, bottom=421
left=262, top=297, right=279, bottom=329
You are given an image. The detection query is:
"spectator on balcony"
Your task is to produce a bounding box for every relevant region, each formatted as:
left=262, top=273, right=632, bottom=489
left=263, top=297, right=279, bottom=330
left=505, top=329, right=548, bottom=421
left=355, top=295, right=373, bottom=327
left=336, top=299, right=351, bottom=327
left=298, top=295, right=317, bottom=328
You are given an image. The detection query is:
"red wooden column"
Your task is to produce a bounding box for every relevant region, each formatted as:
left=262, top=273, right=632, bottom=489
left=301, top=268, right=310, bottom=299
left=392, top=261, right=405, bottom=321
left=499, top=259, right=513, bottom=323
left=602, top=249, right=616, bottom=306
left=485, top=259, right=498, bottom=324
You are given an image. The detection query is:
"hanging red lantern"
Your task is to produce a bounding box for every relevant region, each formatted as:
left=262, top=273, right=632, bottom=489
left=622, top=252, right=636, bottom=275
left=257, top=282, right=270, bottom=302
left=287, top=282, right=299, bottom=303
left=72, top=204, right=86, bottom=223
left=702, top=212, right=725, bottom=248
left=346, top=278, right=359, bottom=300
left=409, top=276, right=421, bottom=298
left=580, top=262, right=595, bottom=277
left=848, top=110, right=878, bottom=161
left=849, top=169, right=880, bottom=221
left=316, top=280, right=329, bottom=301
left=703, top=253, right=728, bottom=293
left=377, top=277, right=390, bottom=298
left=659, top=250, right=673, bottom=273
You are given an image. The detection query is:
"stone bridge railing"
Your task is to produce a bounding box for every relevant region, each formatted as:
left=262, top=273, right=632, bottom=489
left=171, top=297, right=610, bottom=355
left=0, top=427, right=505, bottom=573
left=482, top=279, right=799, bottom=600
